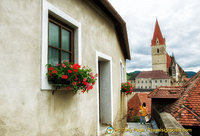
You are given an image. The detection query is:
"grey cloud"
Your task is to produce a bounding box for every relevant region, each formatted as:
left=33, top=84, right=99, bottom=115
left=109, top=0, right=200, bottom=72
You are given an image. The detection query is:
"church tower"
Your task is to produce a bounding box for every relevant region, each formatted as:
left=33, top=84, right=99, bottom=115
left=151, top=19, right=167, bottom=72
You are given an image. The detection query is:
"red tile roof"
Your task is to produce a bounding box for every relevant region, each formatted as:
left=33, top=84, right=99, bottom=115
left=166, top=53, right=172, bottom=68
left=128, top=93, right=151, bottom=118
left=136, top=70, right=170, bottom=79
left=151, top=19, right=165, bottom=46
left=148, top=86, right=184, bottom=99
left=149, top=71, right=200, bottom=126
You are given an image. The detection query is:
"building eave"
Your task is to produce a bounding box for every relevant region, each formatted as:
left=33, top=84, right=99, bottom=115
left=89, top=0, right=131, bottom=60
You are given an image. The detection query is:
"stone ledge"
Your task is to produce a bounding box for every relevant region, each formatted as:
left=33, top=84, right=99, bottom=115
left=159, top=112, right=191, bottom=136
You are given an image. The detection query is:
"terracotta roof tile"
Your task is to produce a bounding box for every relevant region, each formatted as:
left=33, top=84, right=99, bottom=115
left=137, top=70, right=170, bottom=79
left=150, top=71, right=200, bottom=126
left=148, top=86, right=184, bottom=99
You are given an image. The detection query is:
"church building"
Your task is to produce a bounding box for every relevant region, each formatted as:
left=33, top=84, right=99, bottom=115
left=151, top=20, right=187, bottom=86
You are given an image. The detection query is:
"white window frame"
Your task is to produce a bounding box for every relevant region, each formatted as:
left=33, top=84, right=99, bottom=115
left=41, top=0, right=81, bottom=90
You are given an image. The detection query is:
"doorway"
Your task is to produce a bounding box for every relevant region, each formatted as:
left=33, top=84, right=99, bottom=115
left=96, top=52, right=113, bottom=135
left=98, top=60, right=112, bottom=125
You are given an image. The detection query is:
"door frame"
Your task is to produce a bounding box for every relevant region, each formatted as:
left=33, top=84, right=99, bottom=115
left=96, top=51, right=113, bottom=136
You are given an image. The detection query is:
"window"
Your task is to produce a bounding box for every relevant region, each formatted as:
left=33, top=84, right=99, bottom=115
left=160, top=80, right=162, bottom=83
left=41, top=0, right=81, bottom=90
left=142, top=81, right=143, bottom=83
left=157, top=49, right=159, bottom=53
left=141, top=86, right=143, bottom=89
left=145, top=86, right=147, bottom=89
left=48, top=15, right=74, bottom=65
left=149, top=80, right=152, bottom=83
left=165, top=80, right=167, bottom=83
left=155, top=80, right=157, bottom=83
left=145, top=81, right=147, bottom=83
left=149, top=86, right=151, bottom=89
left=138, top=81, right=140, bottom=83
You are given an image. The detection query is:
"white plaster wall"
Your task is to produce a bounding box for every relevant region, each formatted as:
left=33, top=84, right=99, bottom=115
left=0, top=0, right=126, bottom=135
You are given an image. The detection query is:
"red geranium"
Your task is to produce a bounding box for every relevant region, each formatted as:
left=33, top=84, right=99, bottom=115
left=46, top=60, right=97, bottom=94
left=68, top=70, right=72, bottom=73
left=73, top=69, right=78, bottom=72
left=52, top=70, right=57, bottom=74
left=49, top=67, right=54, bottom=71
left=62, top=75, right=68, bottom=79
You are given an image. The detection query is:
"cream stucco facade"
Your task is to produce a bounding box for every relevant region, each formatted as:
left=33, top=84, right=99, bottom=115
left=136, top=78, right=170, bottom=89
left=0, top=0, right=129, bottom=136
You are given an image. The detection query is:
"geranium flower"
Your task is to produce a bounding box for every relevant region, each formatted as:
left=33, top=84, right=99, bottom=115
left=48, top=72, right=52, bottom=76
left=90, top=72, right=93, bottom=76
left=62, top=75, right=68, bottom=79
left=83, top=81, right=87, bottom=86
left=91, top=75, right=95, bottom=79
left=48, top=67, right=54, bottom=71
left=52, top=70, right=57, bottom=74
left=87, top=85, right=93, bottom=91
left=73, top=64, right=81, bottom=70
left=73, top=69, right=78, bottom=72
left=62, top=64, right=66, bottom=68
left=72, top=82, right=77, bottom=86
left=82, top=90, right=86, bottom=93
left=68, top=70, right=72, bottom=73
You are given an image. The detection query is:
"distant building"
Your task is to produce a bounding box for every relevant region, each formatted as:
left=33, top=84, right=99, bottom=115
left=151, top=20, right=187, bottom=86
left=148, top=71, right=200, bottom=135
left=128, top=72, right=140, bottom=87
left=135, top=70, right=170, bottom=89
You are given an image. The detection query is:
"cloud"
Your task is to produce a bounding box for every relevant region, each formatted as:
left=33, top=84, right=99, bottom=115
left=109, top=0, right=200, bottom=72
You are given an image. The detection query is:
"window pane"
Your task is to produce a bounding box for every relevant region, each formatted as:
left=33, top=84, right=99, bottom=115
left=48, top=47, right=59, bottom=66
left=49, top=22, right=60, bottom=48
left=62, top=52, right=70, bottom=62
left=62, top=29, right=70, bottom=51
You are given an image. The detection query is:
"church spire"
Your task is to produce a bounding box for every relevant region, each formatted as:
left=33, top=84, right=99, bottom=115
left=151, top=19, right=165, bottom=46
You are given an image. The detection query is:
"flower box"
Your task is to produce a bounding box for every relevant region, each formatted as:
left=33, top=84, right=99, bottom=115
left=121, top=82, right=134, bottom=95
left=46, top=60, right=97, bottom=94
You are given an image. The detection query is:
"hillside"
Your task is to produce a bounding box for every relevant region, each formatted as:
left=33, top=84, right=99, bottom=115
left=185, top=71, right=196, bottom=78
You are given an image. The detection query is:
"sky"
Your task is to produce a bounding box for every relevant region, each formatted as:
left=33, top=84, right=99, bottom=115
left=108, top=0, right=200, bottom=73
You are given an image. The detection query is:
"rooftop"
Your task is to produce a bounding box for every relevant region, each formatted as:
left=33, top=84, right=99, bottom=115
left=136, top=70, right=170, bottom=79
left=149, top=71, right=200, bottom=126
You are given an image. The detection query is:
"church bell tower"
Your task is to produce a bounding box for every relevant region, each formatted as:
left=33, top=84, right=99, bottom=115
left=151, top=19, right=167, bottom=72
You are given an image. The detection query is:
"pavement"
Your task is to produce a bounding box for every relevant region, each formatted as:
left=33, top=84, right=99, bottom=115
left=122, top=122, right=158, bottom=136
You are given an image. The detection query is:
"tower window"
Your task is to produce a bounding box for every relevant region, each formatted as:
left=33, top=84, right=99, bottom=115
left=157, top=49, right=159, bottom=53
left=156, top=39, right=159, bottom=44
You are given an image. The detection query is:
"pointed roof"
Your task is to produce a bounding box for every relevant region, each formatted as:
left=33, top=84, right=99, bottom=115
left=151, top=19, right=165, bottom=46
